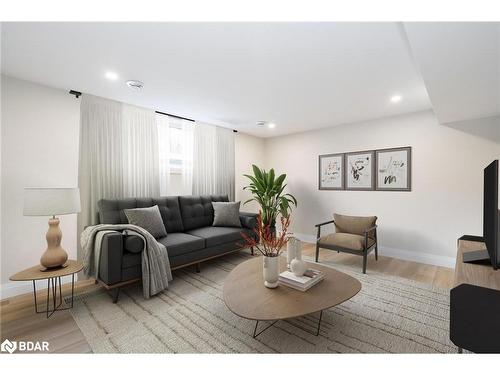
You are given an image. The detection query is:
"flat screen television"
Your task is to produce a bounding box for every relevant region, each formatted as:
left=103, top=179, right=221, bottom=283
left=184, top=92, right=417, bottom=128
left=462, top=159, right=499, bottom=270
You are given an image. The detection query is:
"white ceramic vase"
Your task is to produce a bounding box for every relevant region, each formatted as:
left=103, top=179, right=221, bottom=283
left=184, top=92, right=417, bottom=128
left=263, top=256, right=279, bottom=288
left=287, top=237, right=299, bottom=268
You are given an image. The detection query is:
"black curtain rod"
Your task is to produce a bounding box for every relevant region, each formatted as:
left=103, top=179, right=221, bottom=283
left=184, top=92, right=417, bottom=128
left=155, top=110, right=195, bottom=122
left=69, top=89, right=237, bottom=132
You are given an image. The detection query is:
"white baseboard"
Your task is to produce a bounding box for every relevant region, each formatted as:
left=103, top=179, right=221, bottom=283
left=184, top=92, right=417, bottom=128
left=294, top=232, right=455, bottom=269
left=0, top=275, right=78, bottom=300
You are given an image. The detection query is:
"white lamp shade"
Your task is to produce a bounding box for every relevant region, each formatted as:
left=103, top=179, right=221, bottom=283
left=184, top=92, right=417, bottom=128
left=23, top=188, right=81, bottom=216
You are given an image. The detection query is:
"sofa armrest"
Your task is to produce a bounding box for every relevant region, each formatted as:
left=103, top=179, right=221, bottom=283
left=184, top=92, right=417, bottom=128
left=239, top=212, right=258, bottom=229
left=98, top=232, right=124, bottom=286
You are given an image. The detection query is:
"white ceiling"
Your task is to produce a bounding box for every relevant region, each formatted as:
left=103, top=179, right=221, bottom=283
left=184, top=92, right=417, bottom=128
left=404, top=22, right=499, bottom=124
left=1, top=22, right=497, bottom=137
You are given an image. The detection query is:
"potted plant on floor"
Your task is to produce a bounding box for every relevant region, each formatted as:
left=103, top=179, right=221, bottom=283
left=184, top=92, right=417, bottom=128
left=243, top=165, right=297, bottom=230
left=241, top=213, right=291, bottom=288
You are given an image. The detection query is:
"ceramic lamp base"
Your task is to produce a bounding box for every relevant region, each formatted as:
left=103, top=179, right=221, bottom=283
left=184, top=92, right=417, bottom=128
left=40, top=217, right=68, bottom=270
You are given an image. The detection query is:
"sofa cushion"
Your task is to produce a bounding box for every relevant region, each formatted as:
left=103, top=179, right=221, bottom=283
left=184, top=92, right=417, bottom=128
left=98, top=196, right=184, bottom=233
left=333, top=213, right=377, bottom=236
left=212, top=201, right=242, bottom=228
left=186, top=226, right=248, bottom=248
left=124, top=205, right=168, bottom=239
left=157, top=232, right=205, bottom=257
left=318, top=232, right=375, bottom=251
left=179, top=195, right=229, bottom=231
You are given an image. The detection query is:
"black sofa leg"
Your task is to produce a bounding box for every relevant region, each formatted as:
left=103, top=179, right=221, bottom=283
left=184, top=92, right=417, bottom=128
left=375, top=244, right=378, bottom=261
left=362, top=253, right=367, bottom=274
left=250, top=247, right=254, bottom=256
left=111, top=288, right=120, bottom=303
left=195, top=263, right=201, bottom=273
left=315, top=244, right=320, bottom=262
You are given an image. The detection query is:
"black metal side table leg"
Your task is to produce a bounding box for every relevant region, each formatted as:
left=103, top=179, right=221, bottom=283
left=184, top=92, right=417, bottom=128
left=32, top=274, right=76, bottom=318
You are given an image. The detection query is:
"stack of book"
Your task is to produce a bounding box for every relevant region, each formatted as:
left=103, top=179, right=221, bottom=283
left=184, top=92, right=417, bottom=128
left=278, top=269, right=325, bottom=291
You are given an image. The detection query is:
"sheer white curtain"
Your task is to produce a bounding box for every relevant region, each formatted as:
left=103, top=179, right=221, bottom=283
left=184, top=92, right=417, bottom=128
left=193, top=122, right=235, bottom=200
left=157, top=114, right=194, bottom=196
left=78, top=94, right=159, bottom=230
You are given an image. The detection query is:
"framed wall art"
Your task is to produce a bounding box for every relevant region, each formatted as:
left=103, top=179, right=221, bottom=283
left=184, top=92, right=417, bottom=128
left=318, top=153, right=344, bottom=190
left=345, top=150, right=374, bottom=190
left=375, top=146, right=411, bottom=191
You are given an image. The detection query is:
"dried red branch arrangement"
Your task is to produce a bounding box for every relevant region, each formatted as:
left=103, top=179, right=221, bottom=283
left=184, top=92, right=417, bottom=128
left=240, top=212, right=291, bottom=257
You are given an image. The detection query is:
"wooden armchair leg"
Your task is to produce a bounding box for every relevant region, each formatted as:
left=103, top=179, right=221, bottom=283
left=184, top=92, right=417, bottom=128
left=362, top=253, right=367, bottom=274
left=250, top=247, right=254, bottom=256
left=375, top=244, right=378, bottom=261
left=315, top=244, right=320, bottom=262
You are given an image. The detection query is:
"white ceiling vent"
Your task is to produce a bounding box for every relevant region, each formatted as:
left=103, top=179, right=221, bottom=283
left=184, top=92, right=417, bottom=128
left=126, top=80, right=144, bottom=90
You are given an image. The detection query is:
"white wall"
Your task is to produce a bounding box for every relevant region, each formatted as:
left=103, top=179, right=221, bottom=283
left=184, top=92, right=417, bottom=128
left=1, top=75, right=80, bottom=298
left=235, top=132, right=265, bottom=213
left=264, top=111, right=500, bottom=267
left=0, top=76, right=265, bottom=298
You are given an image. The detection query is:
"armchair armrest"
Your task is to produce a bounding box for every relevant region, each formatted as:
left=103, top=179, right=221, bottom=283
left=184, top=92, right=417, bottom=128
left=315, top=219, right=335, bottom=240
left=314, top=219, right=335, bottom=228
left=363, top=225, right=377, bottom=235
left=364, top=225, right=378, bottom=250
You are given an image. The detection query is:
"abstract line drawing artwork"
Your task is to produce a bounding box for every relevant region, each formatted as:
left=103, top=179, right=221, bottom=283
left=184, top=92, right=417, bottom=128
left=376, top=147, right=411, bottom=191
left=345, top=151, right=374, bottom=190
left=319, top=153, right=344, bottom=190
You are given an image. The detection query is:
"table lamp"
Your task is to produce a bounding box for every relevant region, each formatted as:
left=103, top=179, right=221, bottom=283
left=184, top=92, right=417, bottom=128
left=23, top=188, right=81, bottom=270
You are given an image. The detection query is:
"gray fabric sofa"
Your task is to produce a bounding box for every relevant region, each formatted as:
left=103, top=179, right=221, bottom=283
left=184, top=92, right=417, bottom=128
left=96, top=194, right=258, bottom=301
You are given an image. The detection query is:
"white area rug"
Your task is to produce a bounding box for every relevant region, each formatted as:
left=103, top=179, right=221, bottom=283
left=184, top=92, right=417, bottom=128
left=71, top=251, right=456, bottom=353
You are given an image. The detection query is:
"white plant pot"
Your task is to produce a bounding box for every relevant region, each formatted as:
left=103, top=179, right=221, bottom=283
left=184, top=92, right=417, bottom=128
left=263, top=256, right=279, bottom=288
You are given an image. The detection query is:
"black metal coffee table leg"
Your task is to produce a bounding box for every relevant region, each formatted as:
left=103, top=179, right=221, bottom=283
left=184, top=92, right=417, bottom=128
left=251, top=310, right=324, bottom=338
left=253, top=320, right=278, bottom=338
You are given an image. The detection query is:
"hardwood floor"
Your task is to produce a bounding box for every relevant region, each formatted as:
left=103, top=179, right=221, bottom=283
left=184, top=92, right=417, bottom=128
left=1, top=247, right=454, bottom=353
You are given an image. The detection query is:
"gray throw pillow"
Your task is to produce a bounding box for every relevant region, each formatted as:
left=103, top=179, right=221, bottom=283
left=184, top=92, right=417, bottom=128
left=124, top=205, right=167, bottom=239
left=212, top=201, right=242, bottom=228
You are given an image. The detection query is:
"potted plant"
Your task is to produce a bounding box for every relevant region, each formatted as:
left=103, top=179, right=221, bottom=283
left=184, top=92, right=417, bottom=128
left=241, top=213, right=290, bottom=288
left=243, top=165, right=297, bottom=229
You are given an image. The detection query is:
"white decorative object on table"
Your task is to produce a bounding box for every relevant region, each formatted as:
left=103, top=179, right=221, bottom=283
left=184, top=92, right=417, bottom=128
left=287, top=237, right=299, bottom=268
left=290, top=258, right=307, bottom=277
left=263, top=256, right=279, bottom=288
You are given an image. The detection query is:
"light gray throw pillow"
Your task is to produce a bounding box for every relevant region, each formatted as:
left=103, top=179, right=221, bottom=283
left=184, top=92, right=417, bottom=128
left=212, top=201, right=242, bottom=228
left=124, top=205, right=167, bottom=239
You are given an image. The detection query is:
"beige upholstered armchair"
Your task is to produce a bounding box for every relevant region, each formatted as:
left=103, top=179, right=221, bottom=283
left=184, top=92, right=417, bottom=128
left=315, top=213, right=378, bottom=274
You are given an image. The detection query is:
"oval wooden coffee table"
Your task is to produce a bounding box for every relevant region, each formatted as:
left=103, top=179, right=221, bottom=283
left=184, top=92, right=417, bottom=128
left=223, top=256, right=361, bottom=338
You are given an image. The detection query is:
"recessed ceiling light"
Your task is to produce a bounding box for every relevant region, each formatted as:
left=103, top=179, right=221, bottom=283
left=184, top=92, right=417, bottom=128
left=105, top=71, right=118, bottom=81
left=390, top=95, right=402, bottom=103
left=126, top=80, right=144, bottom=91
left=267, top=122, right=276, bottom=129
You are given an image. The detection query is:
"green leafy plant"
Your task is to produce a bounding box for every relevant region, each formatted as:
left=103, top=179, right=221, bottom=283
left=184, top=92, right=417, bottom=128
left=243, top=165, right=297, bottom=227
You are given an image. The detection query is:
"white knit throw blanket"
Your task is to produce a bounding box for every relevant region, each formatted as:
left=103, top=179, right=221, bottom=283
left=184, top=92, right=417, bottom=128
left=81, top=224, right=172, bottom=299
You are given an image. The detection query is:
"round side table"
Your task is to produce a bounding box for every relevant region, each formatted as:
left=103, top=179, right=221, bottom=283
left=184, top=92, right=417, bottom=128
left=10, top=260, right=83, bottom=318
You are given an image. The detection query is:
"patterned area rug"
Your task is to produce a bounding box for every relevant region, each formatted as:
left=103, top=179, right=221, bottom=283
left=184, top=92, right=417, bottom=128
left=70, top=251, right=456, bottom=353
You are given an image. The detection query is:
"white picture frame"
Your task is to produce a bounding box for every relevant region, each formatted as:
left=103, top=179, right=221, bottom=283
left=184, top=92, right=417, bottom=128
left=318, top=153, right=344, bottom=190
left=345, top=151, right=374, bottom=190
